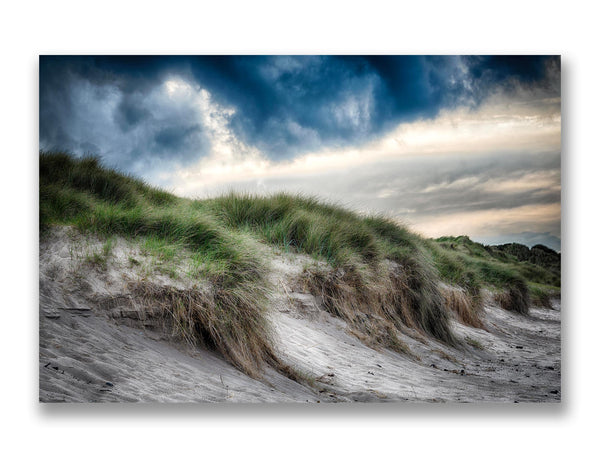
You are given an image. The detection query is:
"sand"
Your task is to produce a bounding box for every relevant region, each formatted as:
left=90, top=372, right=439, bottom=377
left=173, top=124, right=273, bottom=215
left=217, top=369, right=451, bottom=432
left=39, top=227, right=561, bottom=402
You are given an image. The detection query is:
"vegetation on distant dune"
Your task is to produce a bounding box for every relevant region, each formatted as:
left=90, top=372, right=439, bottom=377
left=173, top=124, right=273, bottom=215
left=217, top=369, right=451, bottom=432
left=430, top=235, right=560, bottom=314
left=40, top=152, right=561, bottom=375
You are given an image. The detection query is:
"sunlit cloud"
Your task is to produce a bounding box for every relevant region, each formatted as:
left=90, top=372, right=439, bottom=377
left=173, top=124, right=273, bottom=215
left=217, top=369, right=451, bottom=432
left=409, top=203, right=561, bottom=239
left=167, top=87, right=561, bottom=198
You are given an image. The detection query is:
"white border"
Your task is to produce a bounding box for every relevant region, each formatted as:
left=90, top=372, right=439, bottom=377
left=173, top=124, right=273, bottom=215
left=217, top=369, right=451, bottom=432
left=2, top=1, right=598, bottom=457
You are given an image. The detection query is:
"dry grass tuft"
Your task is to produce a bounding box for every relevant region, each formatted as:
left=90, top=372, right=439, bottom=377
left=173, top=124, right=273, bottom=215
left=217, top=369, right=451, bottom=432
left=130, top=281, right=296, bottom=379
left=531, top=291, right=552, bottom=308
left=299, top=261, right=455, bottom=350
left=494, top=280, right=530, bottom=314
left=529, top=285, right=560, bottom=308
left=441, top=285, right=485, bottom=329
left=298, top=265, right=411, bottom=353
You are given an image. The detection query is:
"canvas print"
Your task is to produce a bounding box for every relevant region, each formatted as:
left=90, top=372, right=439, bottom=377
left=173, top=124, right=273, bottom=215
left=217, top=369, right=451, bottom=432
left=39, top=55, right=561, bottom=403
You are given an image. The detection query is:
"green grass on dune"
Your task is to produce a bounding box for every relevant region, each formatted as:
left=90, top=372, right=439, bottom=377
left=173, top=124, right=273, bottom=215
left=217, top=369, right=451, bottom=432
left=206, top=193, right=382, bottom=266
left=40, top=153, right=261, bottom=289
left=40, top=152, right=561, bottom=370
left=434, top=235, right=560, bottom=288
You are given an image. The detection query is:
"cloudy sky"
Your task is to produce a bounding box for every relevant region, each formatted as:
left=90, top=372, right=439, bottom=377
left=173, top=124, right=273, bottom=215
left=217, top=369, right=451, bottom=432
left=39, top=55, right=561, bottom=250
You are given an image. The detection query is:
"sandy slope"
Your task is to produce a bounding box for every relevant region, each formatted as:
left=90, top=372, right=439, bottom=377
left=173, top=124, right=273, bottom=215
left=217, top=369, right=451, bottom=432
left=39, top=228, right=561, bottom=402
left=273, top=297, right=561, bottom=402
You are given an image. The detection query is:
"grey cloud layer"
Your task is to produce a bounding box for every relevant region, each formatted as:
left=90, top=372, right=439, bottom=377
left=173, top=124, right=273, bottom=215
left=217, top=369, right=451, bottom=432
left=192, top=150, right=560, bottom=248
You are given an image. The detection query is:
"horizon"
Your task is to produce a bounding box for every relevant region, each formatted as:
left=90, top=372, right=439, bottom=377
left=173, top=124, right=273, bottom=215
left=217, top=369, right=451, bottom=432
left=39, top=55, right=561, bottom=251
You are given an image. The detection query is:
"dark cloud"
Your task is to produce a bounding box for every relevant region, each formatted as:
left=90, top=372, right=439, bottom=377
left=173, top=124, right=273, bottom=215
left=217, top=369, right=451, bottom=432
left=153, top=124, right=201, bottom=152
left=114, top=94, right=152, bottom=131
left=39, top=55, right=560, bottom=172
left=465, top=55, right=555, bottom=84
left=40, top=56, right=213, bottom=174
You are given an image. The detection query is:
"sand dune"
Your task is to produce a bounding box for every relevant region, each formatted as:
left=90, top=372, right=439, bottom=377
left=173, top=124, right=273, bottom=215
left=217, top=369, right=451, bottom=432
left=39, top=228, right=560, bottom=402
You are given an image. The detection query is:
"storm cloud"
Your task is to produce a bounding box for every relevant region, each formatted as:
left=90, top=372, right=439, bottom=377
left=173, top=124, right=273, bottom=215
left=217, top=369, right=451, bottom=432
left=40, top=55, right=559, bottom=165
